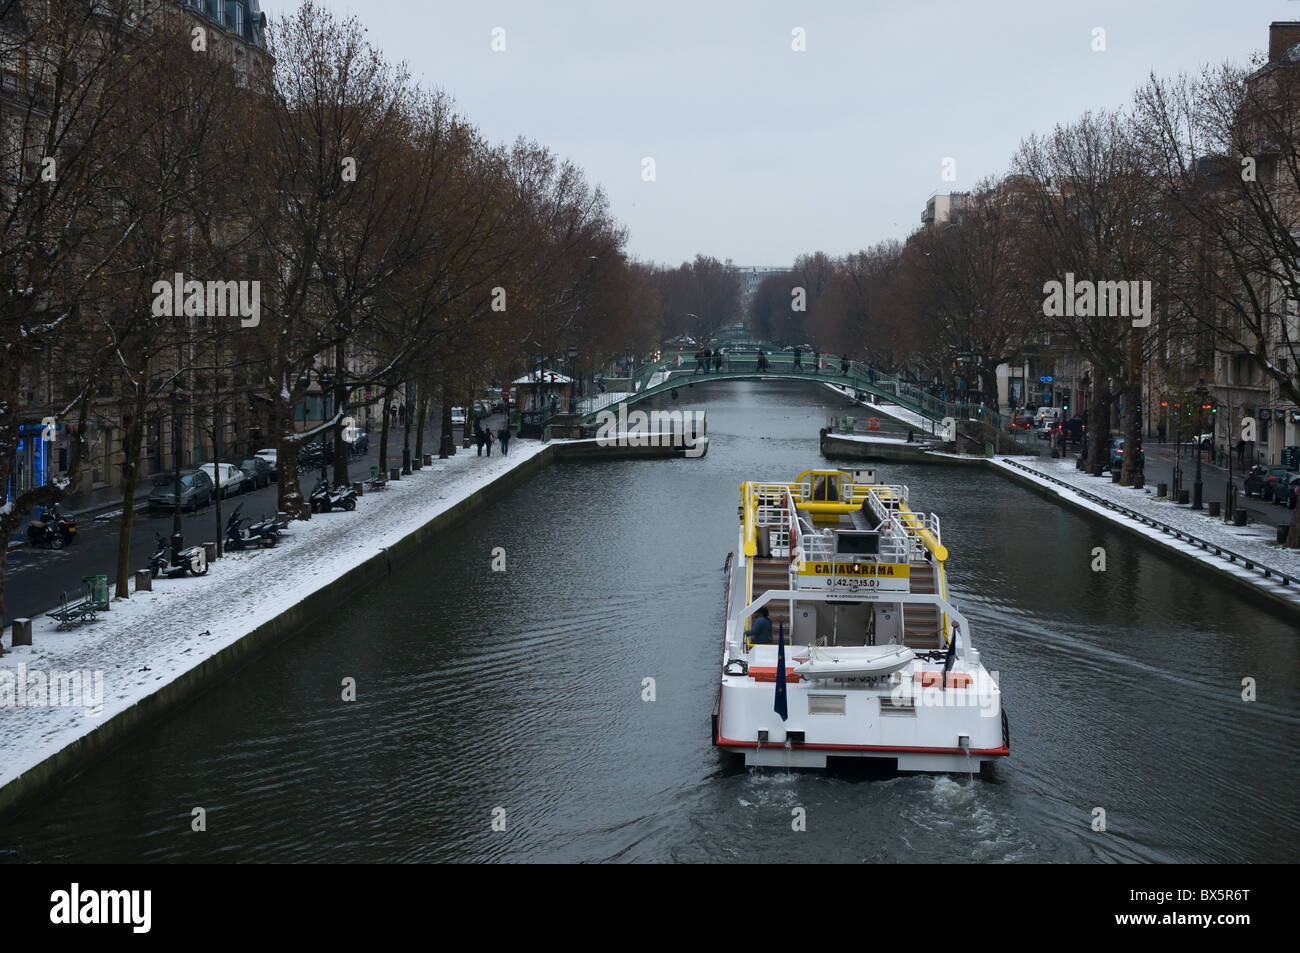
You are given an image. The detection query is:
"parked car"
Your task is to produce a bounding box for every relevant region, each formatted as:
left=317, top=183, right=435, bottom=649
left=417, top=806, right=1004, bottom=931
left=237, top=456, right=273, bottom=489
left=147, top=469, right=214, bottom=512
left=1244, top=465, right=1294, bottom=499
left=1281, top=474, right=1300, bottom=509
left=254, top=448, right=278, bottom=480
left=197, top=462, right=246, bottom=498
left=1109, top=437, right=1144, bottom=472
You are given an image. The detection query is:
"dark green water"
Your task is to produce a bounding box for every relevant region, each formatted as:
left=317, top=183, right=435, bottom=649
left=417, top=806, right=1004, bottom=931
left=2, top=381, right=1296, bottom=862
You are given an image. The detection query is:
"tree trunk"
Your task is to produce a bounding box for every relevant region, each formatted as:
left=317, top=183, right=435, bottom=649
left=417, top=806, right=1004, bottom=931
left=114, top=383, right=149, bottom=599
left=379, top=386, right=392, bottom=471
left=438, top=395, right=454, bottom=458
left=275, top=396, right=308, bottom=520
left=414, top=389, right=429, bottom=460
left=1087, top=385, right=1109, bottom=473
left=1286, top=497, right=1300, bottom=549
left=1119, top=375, right=1142, bottom=486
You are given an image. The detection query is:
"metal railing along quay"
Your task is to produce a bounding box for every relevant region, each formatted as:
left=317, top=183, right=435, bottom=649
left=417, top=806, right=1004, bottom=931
left=999, top=457, right=1300, bottom=587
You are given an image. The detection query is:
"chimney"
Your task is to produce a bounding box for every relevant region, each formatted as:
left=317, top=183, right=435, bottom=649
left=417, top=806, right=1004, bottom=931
left=1269, top=22, right=1300, bottom=63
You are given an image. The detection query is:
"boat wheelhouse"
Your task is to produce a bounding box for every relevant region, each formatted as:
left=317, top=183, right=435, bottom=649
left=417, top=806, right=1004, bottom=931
left=713, top=468, right=1009, bottom=772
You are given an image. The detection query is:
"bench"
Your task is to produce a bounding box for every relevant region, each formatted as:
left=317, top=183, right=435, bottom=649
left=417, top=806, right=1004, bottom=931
left=47, top=583, right=99, bottom=630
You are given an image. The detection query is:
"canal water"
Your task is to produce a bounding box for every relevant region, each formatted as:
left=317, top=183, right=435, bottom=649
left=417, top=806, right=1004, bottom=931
left=2, top=381, right=1297, bottom=862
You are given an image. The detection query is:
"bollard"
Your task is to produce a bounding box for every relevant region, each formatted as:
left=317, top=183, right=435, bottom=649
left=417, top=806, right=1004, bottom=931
left=203, top=542, right=217, bottom=563
left=1111, top=470, right=1121, bottom=483
left=1075, top=457, right=1084, bottom=470
left=412, top=458, right=422, bottom=471
left=1051, top=449, right=1060, bottom=459
left=1233, top=509, right=1248, bottom=526
left=1157, top=482, right=1168, bottom=498
left=1177, top=489, right=1191, bottom=504
left=135, top=569, right=152, bottom=592
left=423, top=454, right=433, bottom=466
left=11, top=618, right=32, bottom=647
left=1132, top=473, right=1144, bottom=489
left=1207, top=501, right=1220, bottom=517
left=390, top=468, right=402, bottom=481
left=352, top=481, right=363, bottom=498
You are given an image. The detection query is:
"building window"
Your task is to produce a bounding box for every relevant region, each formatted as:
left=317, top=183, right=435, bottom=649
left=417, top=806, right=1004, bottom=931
left=233, top=2, right=244, bottom=35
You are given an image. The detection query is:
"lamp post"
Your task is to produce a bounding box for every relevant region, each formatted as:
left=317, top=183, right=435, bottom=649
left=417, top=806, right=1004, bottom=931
left=567, top=345, right=577, bottom=414
left=170, top=381, right=186, bottom=563
left=1193, top=379, right=1207, bottom=509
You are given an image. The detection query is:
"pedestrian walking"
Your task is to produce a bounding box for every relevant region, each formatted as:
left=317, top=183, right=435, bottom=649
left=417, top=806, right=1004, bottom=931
left=498, top=425, right=511, bottom=456
left=840, top=353, right=850, bottom=375
left=1157, top=422, right=1166, bottom=444
left=1235, top=438, right=1246, bottom=467
left=485, top=429, right=494, bottom=457
left=474, top=422, right=486, bottom=456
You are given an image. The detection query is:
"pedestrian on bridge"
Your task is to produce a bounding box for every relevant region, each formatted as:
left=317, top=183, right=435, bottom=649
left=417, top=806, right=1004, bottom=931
left=793, top=346, right=803, bottom=371
left=840, top=354, right=850, bottom=375
left=714, top=350, right=723, bottom=373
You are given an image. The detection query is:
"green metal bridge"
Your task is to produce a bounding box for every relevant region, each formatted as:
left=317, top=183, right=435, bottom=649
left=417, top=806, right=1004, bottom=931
left=576, top=349, right=1008, bottom=434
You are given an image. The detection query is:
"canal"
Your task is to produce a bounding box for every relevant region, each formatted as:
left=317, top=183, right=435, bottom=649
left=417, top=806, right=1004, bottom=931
left=2, top=381, right=1297, bottom=862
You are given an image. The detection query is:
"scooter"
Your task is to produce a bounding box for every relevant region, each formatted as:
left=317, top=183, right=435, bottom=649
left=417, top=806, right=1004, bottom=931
left=225, top=505, right=276, bottom=550
left=27, top=505, right=77, bottom=549
left=309, top=479, right=356, bottom=513
left=149, top=532, right=209, bottom=578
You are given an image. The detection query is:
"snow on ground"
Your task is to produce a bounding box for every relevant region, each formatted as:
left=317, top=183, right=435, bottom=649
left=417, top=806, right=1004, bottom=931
left=821, top=382, right=939, bottom=433
left=0, top=440, right=550, bottom=792
left=828, top=432, right=935, bottom=446
left=993, top=455, right=1300, bottom=600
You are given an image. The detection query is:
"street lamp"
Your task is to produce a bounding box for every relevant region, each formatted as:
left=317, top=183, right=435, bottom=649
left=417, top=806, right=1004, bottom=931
left=567, top=345, right=577, bottom=414
left=1193, top=378, right=1208, bottom=509
left=319, top=367, right=334, bottom=490
left=170, top=381, right=187, bottom=562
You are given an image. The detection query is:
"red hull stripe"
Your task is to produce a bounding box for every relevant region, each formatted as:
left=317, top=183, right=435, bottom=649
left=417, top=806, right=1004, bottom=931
left=716, top=734, right=1009, bottom=756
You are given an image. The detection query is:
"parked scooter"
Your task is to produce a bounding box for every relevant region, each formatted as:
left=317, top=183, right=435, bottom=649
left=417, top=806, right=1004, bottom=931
left=309, top=478, right=357, bottom=513
left=225, top=505, right=276, bottom=550
left=26, top=504, right=77, bottom=549
left=149, top=533, right=209, bottom=578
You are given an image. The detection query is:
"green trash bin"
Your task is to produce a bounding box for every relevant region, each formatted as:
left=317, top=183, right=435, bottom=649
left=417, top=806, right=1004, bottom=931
left=82, top=574, right=109, bottom=610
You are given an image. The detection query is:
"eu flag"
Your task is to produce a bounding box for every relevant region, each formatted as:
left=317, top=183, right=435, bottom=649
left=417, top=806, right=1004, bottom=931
left=774, top=622, right=788, bottom=721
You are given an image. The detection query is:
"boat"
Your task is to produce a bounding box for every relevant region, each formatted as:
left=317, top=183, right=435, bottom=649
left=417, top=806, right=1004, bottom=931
left=713, top=467, right=1010, bottom=772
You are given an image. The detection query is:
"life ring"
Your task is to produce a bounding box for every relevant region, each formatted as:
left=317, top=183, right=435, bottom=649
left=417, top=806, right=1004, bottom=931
left=867, top=417, right=881, bottom=431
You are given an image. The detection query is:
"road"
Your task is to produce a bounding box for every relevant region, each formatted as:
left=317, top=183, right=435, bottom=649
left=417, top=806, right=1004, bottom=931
left=1026, top=432, right=1296, bottom=527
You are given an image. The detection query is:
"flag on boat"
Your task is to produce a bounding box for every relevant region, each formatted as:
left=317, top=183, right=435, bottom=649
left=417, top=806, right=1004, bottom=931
left=774, top=623, right=788, bottom=721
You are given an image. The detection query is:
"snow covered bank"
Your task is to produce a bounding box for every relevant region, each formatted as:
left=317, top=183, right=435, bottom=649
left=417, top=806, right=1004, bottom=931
left=0, top=440, right=553, bottom=812
left=991, top=455, right=1300, bottom=616
left=821, top=381, right=940, bottom=434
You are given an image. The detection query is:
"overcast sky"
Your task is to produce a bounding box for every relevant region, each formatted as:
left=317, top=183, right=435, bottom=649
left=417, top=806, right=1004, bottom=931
left=267, top=0, right=1289, bottom=267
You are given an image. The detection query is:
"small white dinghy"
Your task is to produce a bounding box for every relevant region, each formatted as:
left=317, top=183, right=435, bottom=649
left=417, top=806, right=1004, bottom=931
left=793, top=644, right=915, bottom=679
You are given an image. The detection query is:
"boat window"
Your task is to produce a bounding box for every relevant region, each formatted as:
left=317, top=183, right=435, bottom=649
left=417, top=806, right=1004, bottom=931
left=813, top=475, right=838, bottom=501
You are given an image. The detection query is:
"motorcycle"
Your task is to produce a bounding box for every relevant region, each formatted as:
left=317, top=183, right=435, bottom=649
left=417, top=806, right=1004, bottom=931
left=309, top=478, right=356, bottom=513
left=225, top=505, right=276, bottom=550
left=26, top=505, right=77, bottom=549
left=149, top=532, right=209, bottom=578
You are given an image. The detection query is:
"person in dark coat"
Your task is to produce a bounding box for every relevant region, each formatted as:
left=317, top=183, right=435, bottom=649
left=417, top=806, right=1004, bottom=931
left=474, top=422, right=486, bottom=456
left=484, top=429, right=494, bottom=457
left=497, top=426, right=511, bottom=456
left=745, top=607, right=773, bottom=645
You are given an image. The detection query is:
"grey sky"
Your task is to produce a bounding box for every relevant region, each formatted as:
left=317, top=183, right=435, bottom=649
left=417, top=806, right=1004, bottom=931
left=270, top=0, right=1286, bottom=267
